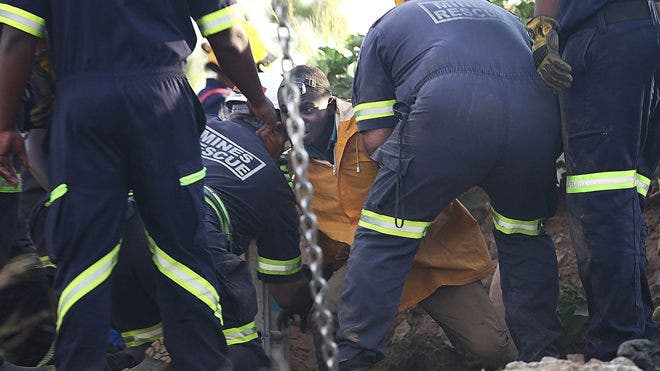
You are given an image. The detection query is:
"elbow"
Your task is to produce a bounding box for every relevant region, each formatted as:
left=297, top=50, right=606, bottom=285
left=208, top=26, right=250, bottom=56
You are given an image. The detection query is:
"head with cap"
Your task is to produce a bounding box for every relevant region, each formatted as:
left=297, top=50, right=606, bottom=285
left=224, top=73, right=287, bottom=158
left=277, top=65, right=335, bottom=146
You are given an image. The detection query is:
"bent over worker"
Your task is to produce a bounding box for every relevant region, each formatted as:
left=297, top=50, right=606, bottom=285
left=529, top=0, right=660, bottom=361
left=278, top=65, right=517, bottom=370
left=0, top=1, right=277, bottom=369
left=336, top=0, right=563, bottom=368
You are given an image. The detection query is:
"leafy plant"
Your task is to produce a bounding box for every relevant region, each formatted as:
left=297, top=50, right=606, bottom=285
left=556, top=280, right=589, bottom=355
left=310, top=34, right=363, bottom=99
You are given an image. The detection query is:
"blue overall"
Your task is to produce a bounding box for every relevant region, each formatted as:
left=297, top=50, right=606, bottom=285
left=557, top=0, right=660, bottom=360
left=1, top=1, right=244, bottom=369
left=337, top=0, right=562, bottom=363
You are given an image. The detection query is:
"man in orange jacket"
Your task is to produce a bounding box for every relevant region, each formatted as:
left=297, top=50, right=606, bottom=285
left=279, top=65, right=517, bottom=369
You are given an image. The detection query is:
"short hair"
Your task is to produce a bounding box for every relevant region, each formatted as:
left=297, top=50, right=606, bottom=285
left=279, top=65, right=332, bottom=100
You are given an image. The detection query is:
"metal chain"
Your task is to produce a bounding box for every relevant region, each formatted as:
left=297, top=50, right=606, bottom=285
left=272, top=1, right=338, bottom=369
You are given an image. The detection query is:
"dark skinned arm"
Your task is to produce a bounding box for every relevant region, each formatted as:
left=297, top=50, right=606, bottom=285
left=362, top=128, right=394, bottom=157
left=206, top=27, right=277, bottom=136
left=534, top=0, right=560, bottom=16
left=0, top=26, right=37, bottom=186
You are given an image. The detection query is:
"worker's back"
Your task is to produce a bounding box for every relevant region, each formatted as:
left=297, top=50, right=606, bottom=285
left=201, top=118, right=299, bottom=261
left=23, top=0, right=235, bottom=78
left=368, top=0, right=533, bottom=103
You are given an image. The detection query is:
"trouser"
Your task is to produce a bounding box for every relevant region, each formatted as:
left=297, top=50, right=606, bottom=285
left=337, top=73, right=562, bottom=363
left=322, top=265, right=516, bottom=369
left=46, top=68, right=227, bottom=371
left=0, top=176, right=21, bottom=266
left=111, top=201, right=269, bottom=370
left=560, top=17, right=660, bottom=360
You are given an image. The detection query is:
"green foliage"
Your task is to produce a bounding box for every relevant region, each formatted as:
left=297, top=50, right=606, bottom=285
left=490, top=0, right=535, bottom=23
left=556, top=280, right=589, bottom=355
left=310, top=34, right=363, bottom=99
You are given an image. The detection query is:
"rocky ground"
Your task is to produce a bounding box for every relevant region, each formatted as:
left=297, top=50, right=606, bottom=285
left=290, top=182, right=660, bottom=370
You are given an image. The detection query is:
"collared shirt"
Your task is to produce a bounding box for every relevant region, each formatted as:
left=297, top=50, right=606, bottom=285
left=0, top=0, right=240, bottom=78
left=352, top=0, right=533, bottom=132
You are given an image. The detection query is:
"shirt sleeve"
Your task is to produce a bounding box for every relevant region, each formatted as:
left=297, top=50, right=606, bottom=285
left=0, top=0, right=47, bottom=38
left=188, top=0, right=241, bottom=37
left=255, top=176, right=302, bottom=284
left=352, top=28, right=397, bottom=132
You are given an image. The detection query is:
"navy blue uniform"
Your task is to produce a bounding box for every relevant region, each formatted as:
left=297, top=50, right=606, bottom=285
left=338, top=0, right=562, bottom=363
left=0, top=1, right=243, bottom=369
left=106, top=118, right=300, bottom=369
left=556, top=0, right=660, bottom=360
left=198, top=78, right=233, bottom=117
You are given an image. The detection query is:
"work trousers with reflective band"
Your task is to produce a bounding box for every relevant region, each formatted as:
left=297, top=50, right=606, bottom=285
left=337, top=73, right=562, bottom=363
left=559, top=19, right=660, bottom=361
left=46, top=70, right=228, bottom=371
left=202, top=203, right=271, bottom=369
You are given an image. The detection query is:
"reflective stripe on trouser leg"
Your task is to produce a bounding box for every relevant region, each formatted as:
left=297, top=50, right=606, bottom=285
left=491, top=207, right=541, bottom=236
left=357, top=209, right=431, bottom=239
left=121, top=323, right=163, bottom=348
left=566, top=170, right=637, bottom=193
left=636, top=173, right=651, bottom=197
left=57, top=243, right=120, bottom=330
left=146, top=234, right=223, bottom=324
left=223, top=321, right=259, bottom=346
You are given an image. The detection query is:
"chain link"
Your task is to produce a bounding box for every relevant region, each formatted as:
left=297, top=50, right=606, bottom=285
left=271, top=1, right=338, bottom=369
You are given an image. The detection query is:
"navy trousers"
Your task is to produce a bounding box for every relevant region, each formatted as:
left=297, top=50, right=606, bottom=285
left=46, top=68, right=228, bottom=371
left=337, top=73, right=563, bottom=362
left=560, top=16, right=660, bottom=360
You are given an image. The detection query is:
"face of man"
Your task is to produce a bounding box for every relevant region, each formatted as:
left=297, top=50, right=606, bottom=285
left=279, top=90, right=334, bottom=144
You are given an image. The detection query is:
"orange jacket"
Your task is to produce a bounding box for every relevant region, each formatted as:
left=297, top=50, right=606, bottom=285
left=307, top=100, right=495, bottom=311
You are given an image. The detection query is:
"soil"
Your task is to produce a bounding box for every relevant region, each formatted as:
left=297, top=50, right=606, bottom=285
left=290, top=182, right=660, bottom=371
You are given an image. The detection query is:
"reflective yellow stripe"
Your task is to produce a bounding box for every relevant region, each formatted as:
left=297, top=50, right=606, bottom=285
left=45, top=183, right=68, bottom=206
left=179, top=167, right=206, bottom=186
left=636, top=173, right=651, bottom=197
left=354, top=100, right=396, bottom=122
left=257, top=255, right=302, bottom=276
left=0, top=4, right=45, bottom=37
left=566, top=170, right=637, bottom=193
left=0, top=174, right=21, bottom=193
left=197, top=4, right=241, bottom=36
left=147, top=234, right=223, bottom=324
left=40, top=256, right=56, bottom=269
left=223, top=321, right=259, bottom=345
left=57, top=243, right=120, bottom=330
left=122, top=323, right=163, bottom=348
left=358, top=209, right=430, bottom=239
left=491, top=208, right=540, bottom=236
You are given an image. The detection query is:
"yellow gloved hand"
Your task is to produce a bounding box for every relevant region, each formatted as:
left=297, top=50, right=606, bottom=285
left=526, top=16, right=573, bottom=92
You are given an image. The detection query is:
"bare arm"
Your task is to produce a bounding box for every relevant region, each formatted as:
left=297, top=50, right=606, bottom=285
left=362, top=128, right=394, bottom=157
left=206, top=27, right=277, bottom=135
left=267, top=278, right=311, bottom=308
left=0, top=27, right=37, bottom=185
left=534, top=0, right=560, bottom=17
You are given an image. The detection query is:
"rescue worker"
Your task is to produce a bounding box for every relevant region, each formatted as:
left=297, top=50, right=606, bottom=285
left=335, top=0, right=563, bottom=367
left=9, top=75, right=308, bottom=371
left=278, top=65, right=517, bottom=369
left=529, top=0, right=660, bottom=361
left=0, top=1, right=278, bottom=370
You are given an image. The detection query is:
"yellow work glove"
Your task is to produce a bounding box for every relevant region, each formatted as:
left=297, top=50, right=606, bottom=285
left=526, top=16, right=573, bottom=92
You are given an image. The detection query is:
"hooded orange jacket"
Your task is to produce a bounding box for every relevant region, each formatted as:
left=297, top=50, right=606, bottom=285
left=307, top=100, right=495, bottom=311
